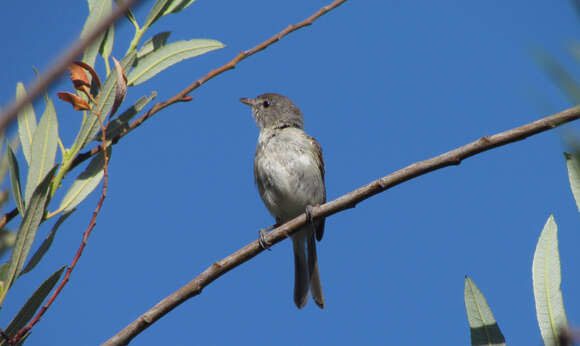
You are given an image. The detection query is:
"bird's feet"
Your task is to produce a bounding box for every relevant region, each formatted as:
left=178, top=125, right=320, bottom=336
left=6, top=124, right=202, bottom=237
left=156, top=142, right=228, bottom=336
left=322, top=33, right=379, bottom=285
left=258, top=225, right=275, bottom=251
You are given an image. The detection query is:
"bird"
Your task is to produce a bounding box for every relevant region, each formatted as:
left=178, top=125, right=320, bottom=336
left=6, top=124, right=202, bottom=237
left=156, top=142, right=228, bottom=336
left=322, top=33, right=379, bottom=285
left=240, top=93, right=326, bottom=309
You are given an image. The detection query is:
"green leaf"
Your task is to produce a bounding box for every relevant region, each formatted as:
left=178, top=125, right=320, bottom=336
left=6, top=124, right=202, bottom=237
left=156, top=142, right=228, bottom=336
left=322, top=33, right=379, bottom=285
left=24, top=98, right=58, bottom=206
left=163, top=0, right=196, bottom=15
left=4, top=266, right=65, bottom=338
left=100, top=24, right=115, bottom=63
left=0, top=230, right=16, bottom=259
left=564, top=152, right=580, bottom=212
left=2, top=167, right=57, bottom=297
left=144, top=0, right=172, bottom=29
left=464, top=277, right=506, bottom=346
left=96, top=92, right=157, bottom=141
left=128, top=39, right=225, bottom=86
left=59, top=149, right=109, bottom=213
left=138, top=32, right=171, bottom=58
left=81, top=0, right=113, bottom=67
left=73, top=51, right=137, bottom=150
left=20, top=211, right=74, bottom=276
left=532, top=214, right=568, bottom=346
left=16, top=83, right=37, bottom=165
left=115, top=0, right=138, bottom=27
left=6, top=143, right=24, bottom=215
left=0, top=137, right=20, bottom=189
left=0, top=263, right=8, bottom=282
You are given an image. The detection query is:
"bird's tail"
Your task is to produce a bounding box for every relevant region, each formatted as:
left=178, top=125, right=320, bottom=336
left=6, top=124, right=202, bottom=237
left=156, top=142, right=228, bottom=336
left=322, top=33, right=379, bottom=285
left=292, top=229, right=325, bottom=309
left=308, top=230, right=325, bottom=308
left=292, top=233, right=310, bottom=309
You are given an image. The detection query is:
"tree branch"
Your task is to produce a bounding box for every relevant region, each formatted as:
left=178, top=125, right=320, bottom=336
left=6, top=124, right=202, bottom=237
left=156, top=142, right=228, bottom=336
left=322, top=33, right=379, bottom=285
left=0, top=0, right=140, bottom=132
left=102, top=104, right=580, bottom=345
left=0, top=0, right=348, bottom=232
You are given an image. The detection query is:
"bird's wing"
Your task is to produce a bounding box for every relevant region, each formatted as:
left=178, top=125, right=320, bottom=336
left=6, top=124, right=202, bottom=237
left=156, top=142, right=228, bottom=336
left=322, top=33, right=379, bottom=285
left=307, top=135, right=326, bottom=241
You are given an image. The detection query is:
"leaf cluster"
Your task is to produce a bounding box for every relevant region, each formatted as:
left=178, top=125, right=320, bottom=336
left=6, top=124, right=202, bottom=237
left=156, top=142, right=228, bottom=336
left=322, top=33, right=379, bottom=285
left=0, top=0, right=224, bottom=343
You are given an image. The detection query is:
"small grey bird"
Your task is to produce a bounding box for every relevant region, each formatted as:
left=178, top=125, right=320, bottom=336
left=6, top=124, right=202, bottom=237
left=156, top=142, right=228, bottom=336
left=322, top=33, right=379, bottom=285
left=240, top=93, right=326, bottom=309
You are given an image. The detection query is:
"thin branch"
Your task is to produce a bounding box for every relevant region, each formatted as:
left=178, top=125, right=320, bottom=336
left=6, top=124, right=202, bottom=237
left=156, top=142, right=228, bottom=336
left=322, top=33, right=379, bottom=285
left=103, top=105, right=580, bottom=345
left=10, top=114, right=113, bottom=345
left=125, top=0, right=348, bottom=133
left=0, top=0, right=140, bottom=133
left=0, top=0, right=348, bottom=231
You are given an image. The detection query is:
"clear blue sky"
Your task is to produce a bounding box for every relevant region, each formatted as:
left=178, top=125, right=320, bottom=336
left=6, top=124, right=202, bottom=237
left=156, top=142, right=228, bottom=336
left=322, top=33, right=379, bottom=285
left=1, top=1, right=580, bottom=345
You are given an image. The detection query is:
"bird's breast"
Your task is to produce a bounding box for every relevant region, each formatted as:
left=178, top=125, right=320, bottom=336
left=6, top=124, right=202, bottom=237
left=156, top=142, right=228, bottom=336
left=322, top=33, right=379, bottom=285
left=254, top=130, right=325, bottom=221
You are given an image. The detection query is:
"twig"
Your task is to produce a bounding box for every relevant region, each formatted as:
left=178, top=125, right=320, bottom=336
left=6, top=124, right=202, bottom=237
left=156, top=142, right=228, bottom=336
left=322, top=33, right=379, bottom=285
left=126, top=0, right=348, bottom=133
left=0, top=0, right=139, bottom=133
left=102, top=105, right=580, bottom=345
left=0, top=0, right=348, bottom=231
left=10, top=113, right=112, bottom=344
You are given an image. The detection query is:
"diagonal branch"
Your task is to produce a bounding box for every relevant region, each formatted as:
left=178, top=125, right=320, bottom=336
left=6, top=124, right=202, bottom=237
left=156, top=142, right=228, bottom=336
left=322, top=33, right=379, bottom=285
left=103, top=105, right=580, bottom=346
left=123, top=0, right=348, bottom=133
left=0, top=0, right=140, bottom=132
left=0, top=0, right=348, bottom=231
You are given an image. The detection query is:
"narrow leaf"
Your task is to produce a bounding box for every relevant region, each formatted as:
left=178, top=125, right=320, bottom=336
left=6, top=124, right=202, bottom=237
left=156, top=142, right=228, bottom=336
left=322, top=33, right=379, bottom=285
left=6, top=143, right=24, bottom=215
left=73, top=51, right=136, bottom=150
left=144, top=0, right=172, bottom=29
left=16, top=83, right=37, bottom=165
left=115, top=0, right=138, bottom=27
left=564, top=152, right=580, bottom=212
left=81, top=0, right=113, bottom=67
left=59, top=149, right=109, bottom=213
left=163, top=0, right=196, bottom=15
left=24, top=100, right=58, bottom=206
left=20, top=211, right=74, bottom=276
left=532, top=215, right=568, bottom=345
left=0, top=262, right=8, bottom=288
left=128, top=39, right=225, bottom=86
left=24, top=98, right=58, bottom=205
left=57, top=92, right=90, bottom=111
left=138, top=31, right=171, bottom=58
left=72, top=61, right=102, bottom=90
left=110, top=57, right=128, bottom=118
left=464, top=277, right=506, bottom=346
left=0, top=138, right=20, bottom=189
left=4, top=266, right=65, bottom=338
left=96, top=92, right=157, bottom=141
left=0, top=230, right=16, bottom=259
left=68, top=63, right=90, bottom=90
left=100, top=24, right=115, bottom=63
left=3, top=167, right=57, bottom=296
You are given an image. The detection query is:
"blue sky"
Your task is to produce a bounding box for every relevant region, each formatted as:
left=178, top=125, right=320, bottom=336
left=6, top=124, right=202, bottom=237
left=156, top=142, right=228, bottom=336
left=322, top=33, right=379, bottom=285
left=1, top=1, right=580, bottom=345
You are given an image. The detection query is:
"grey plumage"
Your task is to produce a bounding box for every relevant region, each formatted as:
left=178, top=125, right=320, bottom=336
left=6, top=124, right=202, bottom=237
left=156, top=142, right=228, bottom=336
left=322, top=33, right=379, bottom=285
left=241, top=93, right=326, bottom=309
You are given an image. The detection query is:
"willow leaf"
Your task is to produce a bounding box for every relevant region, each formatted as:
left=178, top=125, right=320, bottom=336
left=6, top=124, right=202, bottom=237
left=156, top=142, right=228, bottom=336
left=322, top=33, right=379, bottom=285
left=532, top=215, right=568, bottom=346
left=6, top=143, right=24, bottom=215
left=464, top=277, right=506, bottom=346
left=16, top=83, right=37, bottom=165
left=128, top=39, right=224, bottom=86
left=24, top=98, right=58, bottom=205
left=4, top=266, right=65, bottom=338
left=59, top=149, right=109, bottom=213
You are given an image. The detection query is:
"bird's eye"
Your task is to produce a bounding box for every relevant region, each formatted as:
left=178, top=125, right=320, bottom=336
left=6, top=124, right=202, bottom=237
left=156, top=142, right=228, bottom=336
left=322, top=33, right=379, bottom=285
left=262, top=100, right=270, bottom=108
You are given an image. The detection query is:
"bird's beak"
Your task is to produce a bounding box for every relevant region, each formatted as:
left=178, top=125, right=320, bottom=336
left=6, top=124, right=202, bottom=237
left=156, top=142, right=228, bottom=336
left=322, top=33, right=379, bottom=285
left=239, top=97, right=255, bottom=107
